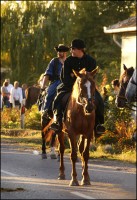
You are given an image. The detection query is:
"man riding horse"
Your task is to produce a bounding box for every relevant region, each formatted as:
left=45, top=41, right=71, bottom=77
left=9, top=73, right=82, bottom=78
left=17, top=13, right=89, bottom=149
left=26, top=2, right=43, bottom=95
left=41, top=44, right=70, bottom=121
left=49, top=39, right=105, bottom=134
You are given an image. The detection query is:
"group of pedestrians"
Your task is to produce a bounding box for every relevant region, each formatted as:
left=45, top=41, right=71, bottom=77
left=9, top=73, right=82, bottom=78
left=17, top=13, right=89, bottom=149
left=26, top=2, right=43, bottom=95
left=0, top=79, right=28, bottom=110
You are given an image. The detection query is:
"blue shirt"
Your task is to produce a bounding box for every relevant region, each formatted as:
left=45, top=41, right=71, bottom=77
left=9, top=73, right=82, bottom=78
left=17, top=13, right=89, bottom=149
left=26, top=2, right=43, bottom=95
left=44, top=58, right=63, bottom=80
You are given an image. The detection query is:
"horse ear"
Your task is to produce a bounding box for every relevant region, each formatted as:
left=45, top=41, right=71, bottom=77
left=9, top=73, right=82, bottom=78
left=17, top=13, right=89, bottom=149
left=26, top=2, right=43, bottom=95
left=90, top=66, right=99, bottom=77
left=79, top=68, right=86, bottom=74
left=72, top=69, right=82, bottom=78
left=123, top=64, right=127, bottom=70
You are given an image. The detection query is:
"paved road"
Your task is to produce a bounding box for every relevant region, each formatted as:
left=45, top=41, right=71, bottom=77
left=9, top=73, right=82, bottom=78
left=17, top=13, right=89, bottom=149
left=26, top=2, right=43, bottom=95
left=1, top=142, right=136, bottom=199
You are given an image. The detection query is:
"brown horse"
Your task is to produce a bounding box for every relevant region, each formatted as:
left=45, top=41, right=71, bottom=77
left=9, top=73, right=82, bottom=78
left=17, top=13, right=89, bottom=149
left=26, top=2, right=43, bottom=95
left=25, top=85, right=41, bottom=109
left=44, top=67, right=98, bottom=186
left=115, top=65, right=136, bottom=141
left=115, top=64, right=134, bottom=108
left=25, top=85, right=58, bottom=159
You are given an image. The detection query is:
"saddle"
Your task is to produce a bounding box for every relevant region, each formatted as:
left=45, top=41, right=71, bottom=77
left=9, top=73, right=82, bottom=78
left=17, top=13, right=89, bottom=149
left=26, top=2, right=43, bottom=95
left=61, top=92, right=71, bottom=121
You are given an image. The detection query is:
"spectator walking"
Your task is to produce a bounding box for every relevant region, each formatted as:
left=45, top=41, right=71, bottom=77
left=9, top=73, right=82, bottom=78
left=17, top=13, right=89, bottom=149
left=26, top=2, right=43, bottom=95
left=1, top=80, right=11, bottom=108
left=5, top=78, right=13, bottom=93
left=21, top=83, right=28, bottom=99
left=10, top=81, right=23, bottom=109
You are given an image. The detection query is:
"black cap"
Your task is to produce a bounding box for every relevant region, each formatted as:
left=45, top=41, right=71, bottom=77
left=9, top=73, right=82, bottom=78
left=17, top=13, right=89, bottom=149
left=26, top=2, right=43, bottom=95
left=70, top=39, right=86, bottom=49
left=54, top=44, right=70, bottom=52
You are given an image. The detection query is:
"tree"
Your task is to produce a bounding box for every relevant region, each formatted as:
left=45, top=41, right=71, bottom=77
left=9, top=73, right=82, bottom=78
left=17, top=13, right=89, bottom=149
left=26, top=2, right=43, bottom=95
left=1, top=0, right=136, bottom=85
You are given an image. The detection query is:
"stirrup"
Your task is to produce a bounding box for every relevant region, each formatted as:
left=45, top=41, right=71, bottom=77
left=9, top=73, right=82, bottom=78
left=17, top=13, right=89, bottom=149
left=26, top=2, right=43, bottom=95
left=50, top=123, right=62, bottom=133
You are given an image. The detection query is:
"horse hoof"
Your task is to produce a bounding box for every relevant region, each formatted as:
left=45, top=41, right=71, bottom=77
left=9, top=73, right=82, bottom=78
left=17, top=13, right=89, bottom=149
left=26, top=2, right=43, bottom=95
left=80, top=180, right=91, bottom=186
left=41, top=153, right=47, bottom=159
left=50, top=154, right=57, bottom=159
left=58, top=174, right=65, bottom=180
left=69, top=180, right=79, bottom=186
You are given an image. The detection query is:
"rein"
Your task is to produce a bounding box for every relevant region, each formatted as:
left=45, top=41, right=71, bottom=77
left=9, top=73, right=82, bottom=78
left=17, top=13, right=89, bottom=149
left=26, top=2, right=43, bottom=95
left=125, top=103, right=137, bottom=111
left=117, top=95, right=137, bottom=111
left=118, top=96, right=137, bottom=111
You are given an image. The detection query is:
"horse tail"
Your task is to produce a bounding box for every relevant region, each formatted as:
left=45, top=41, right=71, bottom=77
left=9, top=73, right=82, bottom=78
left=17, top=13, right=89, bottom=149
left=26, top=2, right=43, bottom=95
left=44, top=129, right=55, bottom=143
left=42, top=118, right=54, bottom=143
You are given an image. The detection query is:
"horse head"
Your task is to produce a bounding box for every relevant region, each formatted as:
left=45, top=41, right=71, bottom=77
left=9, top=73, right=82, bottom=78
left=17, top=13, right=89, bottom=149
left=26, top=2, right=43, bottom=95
left=116, top=64, right=134, bottom=108
left=73, top=67, right=98, bottom=114
left=25, top=86, right=41, bottom=109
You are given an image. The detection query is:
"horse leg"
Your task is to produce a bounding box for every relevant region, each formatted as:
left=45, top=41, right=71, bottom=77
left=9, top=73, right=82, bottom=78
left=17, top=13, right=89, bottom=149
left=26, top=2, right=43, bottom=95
left=81, top=137, right=91, bottom=186
left=41, top=114, right=50, bottom=159
left=78, top=135, right=85, bottom=168
left=41, top=130, right=47, bottom=159
left=69, top=134, right=79, bottom=186
left=57, top=131, right=65, bottom=180
left=50, top=132, right=57, bottom=159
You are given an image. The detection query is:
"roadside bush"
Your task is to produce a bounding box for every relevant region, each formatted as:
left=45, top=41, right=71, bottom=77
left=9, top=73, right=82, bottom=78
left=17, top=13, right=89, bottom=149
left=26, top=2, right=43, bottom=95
left=118, top=137, right=135, bottom=150
left=96, top=131, right=119, bottom=145
left=1, top=108, right=20, bottom=129
left=24, top=105, right=41, bottom=129
left=1, top=105, right=41, bottom=130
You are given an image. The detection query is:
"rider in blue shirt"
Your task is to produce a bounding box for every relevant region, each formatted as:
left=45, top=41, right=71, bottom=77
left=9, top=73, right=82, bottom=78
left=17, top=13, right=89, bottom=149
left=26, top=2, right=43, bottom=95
left=41, top=44, right=69, bottom=120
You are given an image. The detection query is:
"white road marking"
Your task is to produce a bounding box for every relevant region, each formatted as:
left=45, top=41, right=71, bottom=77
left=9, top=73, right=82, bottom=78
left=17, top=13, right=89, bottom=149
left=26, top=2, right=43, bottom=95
left=71, top=191, right=95, bottom=199
left=1, top=170, right=19, bottom=176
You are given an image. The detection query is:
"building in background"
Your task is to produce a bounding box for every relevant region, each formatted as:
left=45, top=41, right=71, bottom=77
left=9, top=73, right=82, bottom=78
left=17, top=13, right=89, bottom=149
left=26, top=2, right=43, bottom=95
left=104, top=16, right=136, bottom=73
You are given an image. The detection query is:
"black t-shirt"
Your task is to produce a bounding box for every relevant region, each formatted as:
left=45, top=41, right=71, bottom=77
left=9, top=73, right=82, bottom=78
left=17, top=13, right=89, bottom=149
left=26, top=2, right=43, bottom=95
left=61, top=54, right=96, bottom=89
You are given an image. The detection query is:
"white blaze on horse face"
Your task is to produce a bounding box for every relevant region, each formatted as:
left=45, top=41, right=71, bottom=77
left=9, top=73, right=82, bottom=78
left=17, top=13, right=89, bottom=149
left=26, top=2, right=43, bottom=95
left=84, top=80, right=91, bottom=99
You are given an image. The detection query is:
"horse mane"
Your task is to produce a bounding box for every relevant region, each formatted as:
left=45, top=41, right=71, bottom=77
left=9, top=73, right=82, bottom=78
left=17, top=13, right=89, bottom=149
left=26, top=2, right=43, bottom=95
left=72, top=78, right=80, bottom=100
left=72, top=68, right=87, bottom=100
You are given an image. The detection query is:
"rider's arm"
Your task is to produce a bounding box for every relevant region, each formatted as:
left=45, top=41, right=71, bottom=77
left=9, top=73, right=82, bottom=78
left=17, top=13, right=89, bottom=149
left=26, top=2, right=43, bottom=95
left=41, top=59, right=55, bottom=89
left=41, top=75, right=50, bottom=90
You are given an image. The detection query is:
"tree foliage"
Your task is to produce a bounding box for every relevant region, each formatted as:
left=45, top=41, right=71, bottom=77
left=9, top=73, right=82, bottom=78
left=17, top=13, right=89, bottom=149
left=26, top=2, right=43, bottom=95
left=1, top=0, right=136, bottom=86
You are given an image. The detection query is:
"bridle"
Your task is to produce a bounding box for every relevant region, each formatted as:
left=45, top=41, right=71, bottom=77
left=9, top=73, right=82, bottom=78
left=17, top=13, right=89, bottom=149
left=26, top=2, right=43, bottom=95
left=76, top=93, right=95, bottom=106
left=76, top=79, right=95, bottom=113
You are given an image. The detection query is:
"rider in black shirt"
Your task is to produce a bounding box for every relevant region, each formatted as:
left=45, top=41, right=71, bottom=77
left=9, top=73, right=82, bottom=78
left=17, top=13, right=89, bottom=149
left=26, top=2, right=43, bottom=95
left=50, top=39, right=105, bottom=133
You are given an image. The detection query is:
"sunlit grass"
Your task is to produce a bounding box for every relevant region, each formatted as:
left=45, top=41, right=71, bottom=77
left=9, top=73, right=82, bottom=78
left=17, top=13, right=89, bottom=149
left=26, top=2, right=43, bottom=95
left=1, top=132, right=42, bottom=150
left=1, top=130, right=136, bottom=164
left=89, top=146, right=136, bottom=164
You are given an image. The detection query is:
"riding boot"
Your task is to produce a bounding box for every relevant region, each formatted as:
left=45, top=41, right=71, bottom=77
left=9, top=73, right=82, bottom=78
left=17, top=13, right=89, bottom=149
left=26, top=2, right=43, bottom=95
left=41, top=109, right=51, bottom=126
left=50, top=115, right=63, bottom=133
left=95, top=89, right=105, bottom=134
left=50, top=106, right=63, bottom=133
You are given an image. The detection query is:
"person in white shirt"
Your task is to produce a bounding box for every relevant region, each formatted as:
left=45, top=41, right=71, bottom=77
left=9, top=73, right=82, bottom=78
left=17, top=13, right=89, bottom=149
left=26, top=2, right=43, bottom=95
left=10, top=81, right=23, bottom=109
left=5, top=78, right=14, bottom=93
left=1, top=80, right=10, bottom=108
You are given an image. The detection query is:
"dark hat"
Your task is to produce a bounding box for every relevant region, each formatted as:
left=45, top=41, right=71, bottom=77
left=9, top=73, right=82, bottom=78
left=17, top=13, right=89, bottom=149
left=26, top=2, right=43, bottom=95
left=54, top=44, right=69, bottom=52
left=70, top=39, right=86, bottom=49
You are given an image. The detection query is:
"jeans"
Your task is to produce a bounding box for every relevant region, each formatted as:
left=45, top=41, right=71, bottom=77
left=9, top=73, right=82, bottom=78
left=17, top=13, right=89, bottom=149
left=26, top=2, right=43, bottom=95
left=43, top=80, right=61, bottom=111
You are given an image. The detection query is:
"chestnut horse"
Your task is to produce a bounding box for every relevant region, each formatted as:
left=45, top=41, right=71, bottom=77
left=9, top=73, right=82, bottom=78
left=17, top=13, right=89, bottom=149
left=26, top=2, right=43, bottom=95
left=25, top=85, right=41, bottom=109
left=44, top=67, right=98, bottom=186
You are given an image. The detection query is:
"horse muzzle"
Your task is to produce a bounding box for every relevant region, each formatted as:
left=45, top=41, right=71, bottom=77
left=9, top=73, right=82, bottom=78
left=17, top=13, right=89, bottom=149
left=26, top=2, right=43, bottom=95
left=84, top=100, right=95, bottom=114
left=115, top=96, right=126, bottom=108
